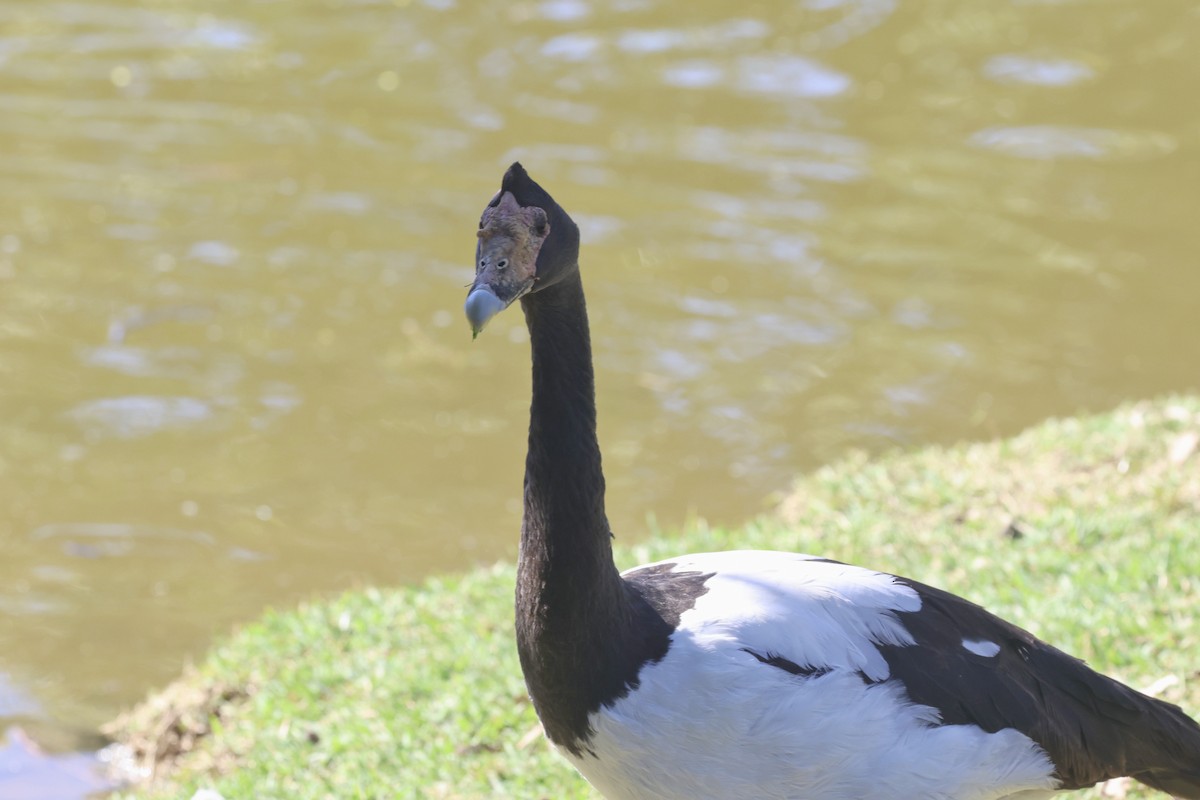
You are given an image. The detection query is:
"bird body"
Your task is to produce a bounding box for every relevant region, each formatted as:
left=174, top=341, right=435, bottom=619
left=464, top=162, right=1200, bottom=799
left=569, top=551, right=1059, bottom=800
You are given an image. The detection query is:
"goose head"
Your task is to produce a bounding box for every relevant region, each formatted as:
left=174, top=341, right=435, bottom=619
left=465, top=162, right=580, bottom=337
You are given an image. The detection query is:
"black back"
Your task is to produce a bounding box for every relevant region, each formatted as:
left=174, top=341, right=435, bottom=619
left=880, top=577, right=1200, bottom=791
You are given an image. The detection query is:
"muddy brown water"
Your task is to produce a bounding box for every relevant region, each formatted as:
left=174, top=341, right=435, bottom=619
left=1, top=0, right=1198, bottom=790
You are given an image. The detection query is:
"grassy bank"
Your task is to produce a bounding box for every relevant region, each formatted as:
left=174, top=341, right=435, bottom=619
left=107, top=398, right=1200, bottom=799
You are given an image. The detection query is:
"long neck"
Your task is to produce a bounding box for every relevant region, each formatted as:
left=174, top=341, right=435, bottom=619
left=517, top=269, right=624, bottom=619
left=515, top=268, right=632, bottom=749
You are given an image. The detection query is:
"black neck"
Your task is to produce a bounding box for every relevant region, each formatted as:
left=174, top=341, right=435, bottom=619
left=514, top=268, right=632, bottom=751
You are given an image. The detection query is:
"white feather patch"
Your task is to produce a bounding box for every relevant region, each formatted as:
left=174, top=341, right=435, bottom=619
left=633, top=551, right=920, bottom=682
left=963, top=638, right=1003, bottom=658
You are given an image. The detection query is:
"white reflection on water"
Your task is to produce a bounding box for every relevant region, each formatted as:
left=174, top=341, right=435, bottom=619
left=969, top=126, right=1176, bottom=161
left=622, top=18, right=769, bottom=55
left=541, top=32, right=602, bottom=61
left=663, top=55, right=851, bottom=98
left=539, top=0, right=591, bottom=22
left=983, top=54, right=1094, bottom=87
left=736, top=55, right=851, bottom=98
left=619, top=29, right=688, bottom=54
left=82, top=346, right=206, bottom=378
left=184, top=17, right=259, bottom=51
left=663, top=59, right=724, bottom=88
left=186, top=240, right=240, bottom=267
left=67, top=396, right=213, bottom=439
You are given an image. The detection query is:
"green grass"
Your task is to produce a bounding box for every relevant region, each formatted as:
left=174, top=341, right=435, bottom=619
left=107, top=397, right=1200, bottom=799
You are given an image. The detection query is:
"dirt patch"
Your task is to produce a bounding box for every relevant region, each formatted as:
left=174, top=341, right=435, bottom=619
left=101, top=669, right=252, bottom=790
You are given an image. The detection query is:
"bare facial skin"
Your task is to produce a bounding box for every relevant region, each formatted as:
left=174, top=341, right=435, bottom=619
left=475, top=191, right=550, bottom=300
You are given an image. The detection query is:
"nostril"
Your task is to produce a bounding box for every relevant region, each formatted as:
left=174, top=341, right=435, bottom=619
left=479, top=259, right=486, bottom=268
left=497, top=259, right=509, bottom=270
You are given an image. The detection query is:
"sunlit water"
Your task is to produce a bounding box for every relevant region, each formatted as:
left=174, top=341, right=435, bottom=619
left=1, top=0, right=1198, bottom=790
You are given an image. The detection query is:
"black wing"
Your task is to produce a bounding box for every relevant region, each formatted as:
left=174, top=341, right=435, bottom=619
left=879, top=576, right=1200, bottom=792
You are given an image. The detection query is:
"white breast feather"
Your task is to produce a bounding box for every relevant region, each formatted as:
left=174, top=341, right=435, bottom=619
left=563, top=551, right=1058, bottom=800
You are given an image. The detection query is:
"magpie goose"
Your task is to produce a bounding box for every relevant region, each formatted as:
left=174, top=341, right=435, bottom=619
left=463, top=162, right=1200, bottom=800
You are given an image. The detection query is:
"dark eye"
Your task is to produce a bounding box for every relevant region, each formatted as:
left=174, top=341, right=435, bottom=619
left=497, top=259, right=509, bottom=270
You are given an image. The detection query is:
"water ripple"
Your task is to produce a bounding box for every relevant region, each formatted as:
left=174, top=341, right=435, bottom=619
left=662, top=60, right=723, bottom=89
left=662, top=55, right=851, bottom=98
left=620, top=29, right=687, bottom=54
left=30, top=523, right=214, bottom=560
left=983, top=54, right=1094, bottom=87
left=82, top=346, right=206, bottom=378
left=541, top=33, right=602, bottom=61
left=187, top=240, right=240, bottom=267
left=736, top=55, right=851, bottom=98
left=969, top=126, right=1176, bottom=161
left=539, top=0, right=591, bottom=21
left=67, top=396, right=213, bottom=439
